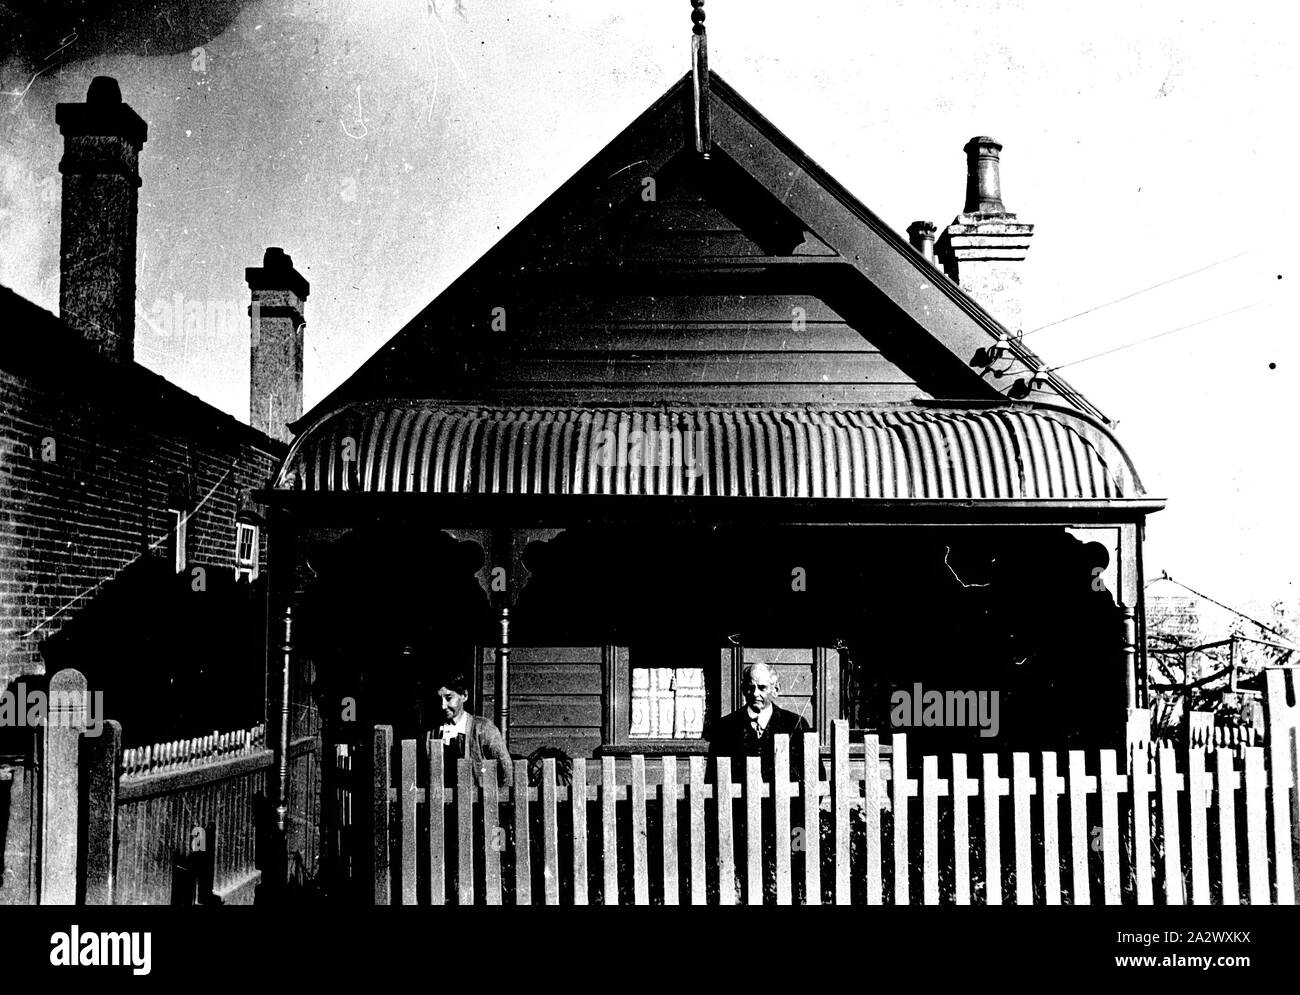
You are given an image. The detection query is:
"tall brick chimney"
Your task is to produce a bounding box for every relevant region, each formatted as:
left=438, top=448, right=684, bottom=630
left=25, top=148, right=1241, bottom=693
left=934, top=137, right=1034, bottom=332
left=55, top=77, right=147, bottom=362
left=246, top=248, right=308, bottom=444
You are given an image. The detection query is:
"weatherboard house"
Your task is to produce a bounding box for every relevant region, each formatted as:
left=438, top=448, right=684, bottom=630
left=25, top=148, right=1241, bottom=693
left=261, top=40, right=1163, bottom=866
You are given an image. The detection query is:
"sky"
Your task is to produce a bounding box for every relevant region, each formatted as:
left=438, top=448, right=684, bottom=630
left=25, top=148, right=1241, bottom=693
left=1, top=0, right=1297, bottom=617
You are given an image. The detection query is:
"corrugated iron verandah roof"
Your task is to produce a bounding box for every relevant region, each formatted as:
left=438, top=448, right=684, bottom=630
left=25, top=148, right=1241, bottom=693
left=274, top=402, right=1147, bottom=501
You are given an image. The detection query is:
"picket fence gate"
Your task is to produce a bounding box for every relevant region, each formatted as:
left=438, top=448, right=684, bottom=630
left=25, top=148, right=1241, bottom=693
left=361, top=673, right=1300, bottom=905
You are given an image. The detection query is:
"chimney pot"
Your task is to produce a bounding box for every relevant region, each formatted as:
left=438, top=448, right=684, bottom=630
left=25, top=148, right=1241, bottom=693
left=906, top=221, right=937, bottom=263
left=936, top=135, right=1034, bottom=332
left=87, top=76, right=123, bottom=104
left=963, top=136, right=1007, bottom=215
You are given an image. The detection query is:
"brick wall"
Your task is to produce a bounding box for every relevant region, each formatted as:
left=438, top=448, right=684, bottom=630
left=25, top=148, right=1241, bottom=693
left=0, top=360, right=282, bottom=689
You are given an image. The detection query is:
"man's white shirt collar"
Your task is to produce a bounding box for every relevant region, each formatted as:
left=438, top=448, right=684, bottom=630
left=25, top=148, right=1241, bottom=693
left=440, top=711, right=469, bottom=743
left=748, top=703, right=773, bottom=732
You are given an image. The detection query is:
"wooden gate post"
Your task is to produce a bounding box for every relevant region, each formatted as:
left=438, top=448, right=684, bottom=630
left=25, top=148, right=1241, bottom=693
left=40, top=668, right=87, bottom=904
left=371, top=725, right=393, bottom=905
left=82, top=719, right=122, bottom=905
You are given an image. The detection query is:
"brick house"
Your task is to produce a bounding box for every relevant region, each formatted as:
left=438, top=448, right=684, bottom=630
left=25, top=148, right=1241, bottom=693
left=0, top=77, right=302, bottom=904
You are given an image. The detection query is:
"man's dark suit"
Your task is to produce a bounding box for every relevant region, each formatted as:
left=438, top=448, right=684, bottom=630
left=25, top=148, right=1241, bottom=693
left=706, top=704, right=812, bottom=782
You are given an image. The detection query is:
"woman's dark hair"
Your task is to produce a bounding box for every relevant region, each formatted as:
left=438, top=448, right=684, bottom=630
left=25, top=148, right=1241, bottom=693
left=437, top=670, right=473, bottom=698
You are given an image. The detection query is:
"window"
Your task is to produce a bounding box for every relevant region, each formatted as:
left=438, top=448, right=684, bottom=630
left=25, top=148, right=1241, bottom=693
left=167, top=509, right=187, bottom=573
left=606, top=647, right=722, bottom=751
left=629, top=666, right=706, bottom=739
left=234, top=522, right=259, bottom=581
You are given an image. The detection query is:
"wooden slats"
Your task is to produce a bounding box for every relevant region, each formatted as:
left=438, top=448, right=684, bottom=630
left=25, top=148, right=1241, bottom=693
left=1158, top=746, right=1184, bottom=905
left=863, top=734, right=883, bottom=905
left=428, top=737, right=445, bottom=905
left=716, top=757, right=736, bottom=906
left=514, top=759, right=532, bottom=906
left=689, top=756, right=708, bottom=905
left=831, top=721, right=851, bottom=904
left=456, top=760, right=474, bottom=906
left=922, top=755, right=945, bottom=905
left=1186, top=745, right=1211, bottom=905
left=744, top=756, right=763, bottom=905
left=495, top=353, right=908, bottom=386
left=1215, top=749, right=1240, bottom=907
left=482, top=762, right=503, bottom=906
left=1129, top=740, right=1153, bottom=906
left=661, top=756, right=679, bottom=905
left=601, top=756, right=618, bottom=905
left=631, top=755, right=650, bottom=905
left=356, top=719, right=1300, bottom=907
left=773, top=736, right=793, bottom=905
left=1098, top=749, right=1123, bottom=905
left=1244, top=747, right=1270, bottom=903
left=1011, top=753, right=1034, bottom=906
left=572, top=758, right=589, bottom=905
left=1068, top=751, right=1093, bottom=905
left=892, top=734, right=916, bottom=906
left=982, top=753, right=1009, bottom=906
left=399, top=739, right=418, bottom=907
left=801, top=732, right=821, bottom=905
left=951, top=753, right=976, bottom=905
left=541, top=758, right=560, bottom=905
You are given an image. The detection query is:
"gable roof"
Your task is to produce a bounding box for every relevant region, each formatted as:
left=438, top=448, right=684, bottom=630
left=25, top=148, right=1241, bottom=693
left=0, top=284, right=284, bottom=458
left=297, top=71, right=1106, bottom=428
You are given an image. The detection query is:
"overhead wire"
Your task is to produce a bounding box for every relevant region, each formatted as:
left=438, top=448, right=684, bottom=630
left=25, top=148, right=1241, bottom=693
left=1021, top=248, right=1256, bottom=338
left=1040, top=300, right=1264, bottom=375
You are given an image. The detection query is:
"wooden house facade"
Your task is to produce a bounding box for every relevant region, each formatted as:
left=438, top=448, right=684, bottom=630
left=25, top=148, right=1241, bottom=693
left=258, top=70, right=1164, bottom=862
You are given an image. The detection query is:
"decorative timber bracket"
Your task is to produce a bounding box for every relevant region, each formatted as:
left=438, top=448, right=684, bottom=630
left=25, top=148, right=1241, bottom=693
left=440, top=528, right=566, bottom=742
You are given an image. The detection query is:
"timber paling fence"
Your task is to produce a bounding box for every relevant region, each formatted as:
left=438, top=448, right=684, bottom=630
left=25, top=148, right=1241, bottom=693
left=59, top=709, right=273, bottom=905
left=364, top=674, right=1300, bottom=906
left=38, top=667, right=277, bottom=906
left=110, top=723, right=271, bottom=905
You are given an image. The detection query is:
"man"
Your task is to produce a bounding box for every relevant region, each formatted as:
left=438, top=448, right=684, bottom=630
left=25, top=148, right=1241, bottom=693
left=434, top=670, right=511, bottom=782
left=706, top=662, right=814, bottom=903
left=706, top=662, right=812, bottom=781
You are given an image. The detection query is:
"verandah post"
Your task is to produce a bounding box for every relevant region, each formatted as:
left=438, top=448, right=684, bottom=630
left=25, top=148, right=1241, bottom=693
left=495, top=607, right=510, bottom=744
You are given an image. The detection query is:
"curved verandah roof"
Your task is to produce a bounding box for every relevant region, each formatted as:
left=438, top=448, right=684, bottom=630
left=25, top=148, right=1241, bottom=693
left=272, top=400, right=1152, bottom=504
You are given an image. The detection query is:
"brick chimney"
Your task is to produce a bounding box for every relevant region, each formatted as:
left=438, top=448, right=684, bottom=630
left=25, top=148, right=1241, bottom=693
left=245, top=248, right=308, bottom=444
left=934, top=137, right=1034, bottom=332
left=55, top=77, right=148, bottom=362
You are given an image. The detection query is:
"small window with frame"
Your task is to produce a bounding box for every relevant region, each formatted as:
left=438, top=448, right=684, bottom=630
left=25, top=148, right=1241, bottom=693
left=167, top=508, right=188, bottom=574
left=234, top=522, right=259, bottom=581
